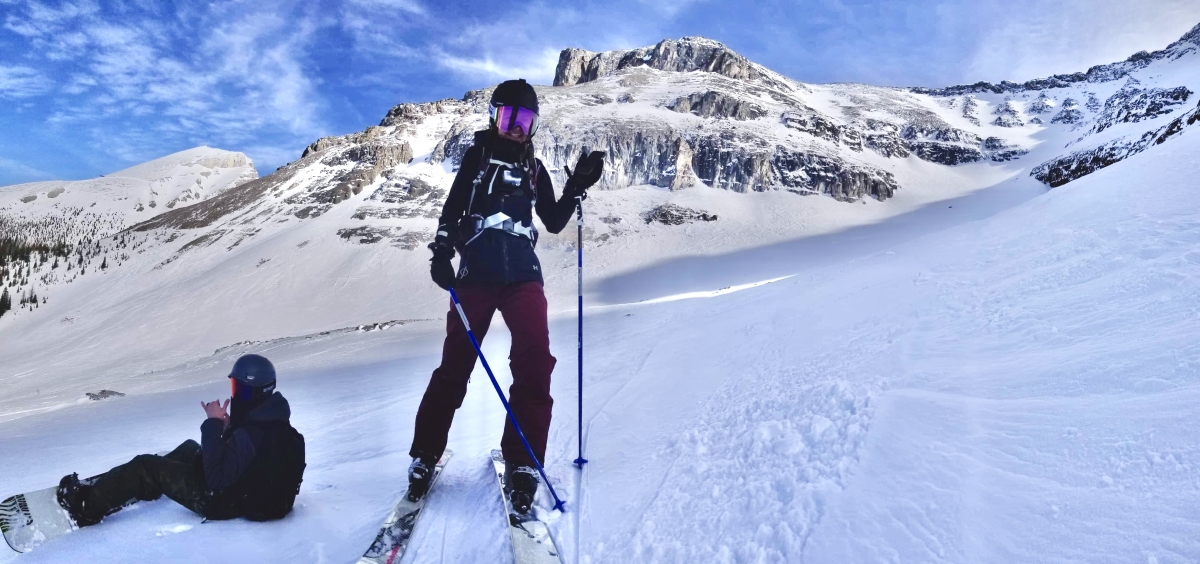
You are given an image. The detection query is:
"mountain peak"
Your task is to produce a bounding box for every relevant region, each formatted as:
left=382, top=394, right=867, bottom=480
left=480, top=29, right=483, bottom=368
left=108, top=146, right=256, bottom=181
left=553, top=36, right=762, bottom=87
left=1176, top=21, right=1200, bottom=46
left=915, top=19, right=1200, bottom=97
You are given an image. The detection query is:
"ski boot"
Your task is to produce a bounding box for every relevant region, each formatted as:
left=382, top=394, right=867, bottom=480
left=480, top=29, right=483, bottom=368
left=406, top=454, right=437, bottom=502
left=56, top=473, right=101, bottom=527
left=505, top=465, right=539, bottom=514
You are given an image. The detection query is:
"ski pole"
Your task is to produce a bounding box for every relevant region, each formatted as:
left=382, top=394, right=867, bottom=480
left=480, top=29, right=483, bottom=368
left=447, top=288, right=568, bottom=512
left=574, top=197, right=588, bottom=468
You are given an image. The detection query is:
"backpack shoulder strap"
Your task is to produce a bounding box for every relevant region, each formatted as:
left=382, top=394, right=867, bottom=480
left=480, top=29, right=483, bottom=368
left=467, top=145, right=491, bottom=217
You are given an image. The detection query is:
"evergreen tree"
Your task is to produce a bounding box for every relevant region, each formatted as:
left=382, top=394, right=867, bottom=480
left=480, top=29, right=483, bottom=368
left=0, top=287, right=9, bottom=319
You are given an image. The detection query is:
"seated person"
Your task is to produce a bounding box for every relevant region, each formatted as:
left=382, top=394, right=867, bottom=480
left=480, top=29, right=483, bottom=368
left=56, top=354, right=305, bottom=525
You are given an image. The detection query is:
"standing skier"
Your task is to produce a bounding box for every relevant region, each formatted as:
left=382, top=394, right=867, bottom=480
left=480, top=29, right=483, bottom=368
left=56, top=354, right=306, bottom=525
left=407, top=78, right=603, bottom=513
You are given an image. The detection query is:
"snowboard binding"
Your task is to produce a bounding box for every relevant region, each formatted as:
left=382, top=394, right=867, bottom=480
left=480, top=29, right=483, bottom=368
left=55, top=473, right=100, bottom=527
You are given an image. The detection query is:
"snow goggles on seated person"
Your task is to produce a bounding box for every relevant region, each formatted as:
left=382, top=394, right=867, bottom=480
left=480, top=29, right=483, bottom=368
left=490, top=105, right=539, bottom=136
left=231, top=378, right=275, bottom=401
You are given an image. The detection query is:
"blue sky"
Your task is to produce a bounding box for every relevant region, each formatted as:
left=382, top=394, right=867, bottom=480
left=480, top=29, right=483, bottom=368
left=2, top=0, right=1199, bottom=186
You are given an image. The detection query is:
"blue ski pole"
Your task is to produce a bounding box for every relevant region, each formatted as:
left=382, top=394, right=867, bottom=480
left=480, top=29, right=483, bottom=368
left=447, top=288, right=567, bottom=512
left=574, top=197, right=588, bottom=468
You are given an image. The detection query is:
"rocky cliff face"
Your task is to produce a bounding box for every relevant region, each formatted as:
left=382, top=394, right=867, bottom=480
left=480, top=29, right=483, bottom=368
left=7, top=24, right=1200, bottom=326
left=1091, top=82, right=1191, bottom=133
left=124, top=23, right=1200, bottom=256
left=902, top=24, right=1200, bottom=189
left=554, top=37, right=778, bottom=88
left=1033, top=97, right=1200, bottom=186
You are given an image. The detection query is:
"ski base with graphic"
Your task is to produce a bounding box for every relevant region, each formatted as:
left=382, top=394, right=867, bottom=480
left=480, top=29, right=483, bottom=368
left=358, top=449, right=453, bottom=564
left=489, top=449, right=562, bottom=564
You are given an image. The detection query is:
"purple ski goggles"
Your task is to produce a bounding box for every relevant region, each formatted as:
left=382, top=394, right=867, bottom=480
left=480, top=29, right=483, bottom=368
left=491, top=105, right=539, bottom=136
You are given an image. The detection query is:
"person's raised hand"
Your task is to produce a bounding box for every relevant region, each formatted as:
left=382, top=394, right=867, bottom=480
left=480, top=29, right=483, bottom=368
left=201, top=399, right=230, bottom=421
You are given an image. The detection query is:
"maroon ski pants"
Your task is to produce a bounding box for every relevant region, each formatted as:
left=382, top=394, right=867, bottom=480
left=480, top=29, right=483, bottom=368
left=410, top=282, right=556, bottom=468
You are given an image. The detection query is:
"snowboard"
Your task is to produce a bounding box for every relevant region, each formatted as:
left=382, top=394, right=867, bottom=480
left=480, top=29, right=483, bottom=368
left=0, top=483, right=78, bottom=553
left=2, top=450, right=178, bottom=553
left=489, top=450, right=562, bottom=564
left=358, top=449, right=453, bottom=564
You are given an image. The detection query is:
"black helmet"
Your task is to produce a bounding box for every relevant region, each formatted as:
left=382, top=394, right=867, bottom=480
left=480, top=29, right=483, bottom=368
left=229, top=354, right=276, bottom=406
left=490, top=78, right=538, bottom=114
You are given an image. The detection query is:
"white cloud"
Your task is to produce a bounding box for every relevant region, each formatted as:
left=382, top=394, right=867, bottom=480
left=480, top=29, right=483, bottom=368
left=2, top=0, right=330, bottom=173
left=0, top=157, right=53, bottom=183
left=634, top=0, right=707, bottom=18
left=339, top=0, right=426, bottom=59
left=965, top=0, right=1200, bottom=82
left=434, top=48, right=562, bottom=85
left=0, top=65, right=51, bottom=98
left=345, top=0, right=424, bottom=15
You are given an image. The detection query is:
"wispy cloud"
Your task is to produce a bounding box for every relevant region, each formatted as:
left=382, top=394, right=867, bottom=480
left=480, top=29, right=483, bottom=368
left=0, top=157, right=53, bottom=183
left=433, top=48, right=562, bottom=84
left=345, top=0, right=424, bottom=16
left=964, top=0, right=1200, bottom=82
left=2, top=0, right=1198, bottom=185
left=2, top=0, right=329, bottom=173
left=0, top=65, right=52, bottom=98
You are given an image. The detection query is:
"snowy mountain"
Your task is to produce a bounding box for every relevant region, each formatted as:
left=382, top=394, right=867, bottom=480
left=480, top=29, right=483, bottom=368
left=3, top=23, right=1200, bottom=421
left=0, top=146, right=256, bottom=312
left=1, top=146, right=256, bottom=221
left=1, top=23, right=1200, bottom=564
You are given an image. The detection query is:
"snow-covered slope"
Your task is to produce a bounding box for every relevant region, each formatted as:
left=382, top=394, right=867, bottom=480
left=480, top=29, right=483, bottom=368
left=0, top=146, right=256, bottom=313
left=1, top=146, right=256, bottom=219
left=2, top=23, right=1199, bottom=429
left=1, top=23, right=1200, bottom=563
left=1, top=73, right=1198, bottom=564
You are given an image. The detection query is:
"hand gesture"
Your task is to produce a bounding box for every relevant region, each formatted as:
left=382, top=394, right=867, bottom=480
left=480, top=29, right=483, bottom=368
left=565, top=150, right=606, bottom=198
left=201, top=399, right=230, bottom=428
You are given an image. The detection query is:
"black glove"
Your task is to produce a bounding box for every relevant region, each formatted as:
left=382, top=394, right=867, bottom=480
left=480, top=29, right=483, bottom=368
left=428, top=236, right=457, bottom=291
left=564, top=150, right=605, bottom=200
left=430, top=256, right=456, bottom=290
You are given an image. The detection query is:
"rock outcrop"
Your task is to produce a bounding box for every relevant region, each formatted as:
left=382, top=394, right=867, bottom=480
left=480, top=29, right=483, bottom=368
left=554, top=37, right=771, bottom=87
left=1092, top=82, right=1191, bottom=133
left=1033, top=98, right=1200, bottom=186
left=669, top=91, right=768, bottom=120
left=643, top=204, right=717, bottom=225
left=991, top=101, right=1024, bottom=127
left=1051, top=98, right=1085, bottom=124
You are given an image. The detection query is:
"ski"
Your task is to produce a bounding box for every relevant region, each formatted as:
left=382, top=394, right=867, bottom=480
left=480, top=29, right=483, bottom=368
left=489, top=449, right=562, bottom=564
left=358, top=449, right=453, bottom=564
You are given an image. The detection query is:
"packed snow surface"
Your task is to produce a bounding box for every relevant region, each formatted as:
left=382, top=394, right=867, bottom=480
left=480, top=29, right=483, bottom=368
left=2, top=106, right=1199, bottom=563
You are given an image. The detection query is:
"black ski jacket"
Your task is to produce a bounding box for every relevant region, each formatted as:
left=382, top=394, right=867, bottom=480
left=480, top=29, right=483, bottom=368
left=438, top=130, right=577, bottom=287
left=199, top=392, right=292, bottom=492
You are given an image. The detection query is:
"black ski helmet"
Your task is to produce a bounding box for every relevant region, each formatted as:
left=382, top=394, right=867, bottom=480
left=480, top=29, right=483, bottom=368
left=490, top=78, right=539, bottom=115
left=229, top=354, right=276, bottom=404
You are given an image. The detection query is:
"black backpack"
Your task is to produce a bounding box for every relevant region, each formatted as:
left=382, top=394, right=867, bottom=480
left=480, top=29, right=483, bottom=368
left=236, top=421, right=306, bottom=521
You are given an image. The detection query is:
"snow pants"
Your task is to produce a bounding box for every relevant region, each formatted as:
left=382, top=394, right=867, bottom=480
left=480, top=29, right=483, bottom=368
left=410, top=282, right=556, bottom=468
left=83, top=440, right=209, bottom=523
